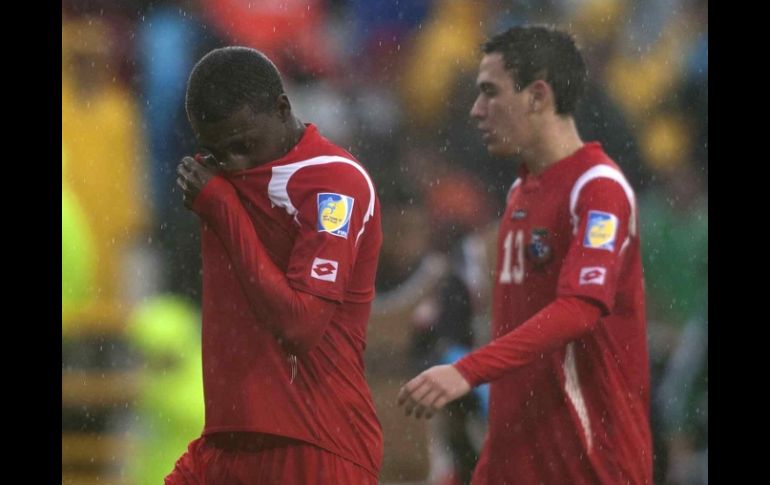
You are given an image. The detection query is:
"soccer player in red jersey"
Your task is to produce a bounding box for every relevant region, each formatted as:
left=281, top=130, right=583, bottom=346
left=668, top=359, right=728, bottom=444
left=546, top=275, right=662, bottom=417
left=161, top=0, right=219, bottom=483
left=398, top=26, right=653, bottom=485
left=171, top=47, right=383, bottom=484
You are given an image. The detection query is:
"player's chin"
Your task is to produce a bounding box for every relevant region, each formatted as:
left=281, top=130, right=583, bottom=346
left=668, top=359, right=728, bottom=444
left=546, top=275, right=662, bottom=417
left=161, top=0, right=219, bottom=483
left=485, top=142, right=508, bottom=158
left=485, top=139, right=520, bottom=158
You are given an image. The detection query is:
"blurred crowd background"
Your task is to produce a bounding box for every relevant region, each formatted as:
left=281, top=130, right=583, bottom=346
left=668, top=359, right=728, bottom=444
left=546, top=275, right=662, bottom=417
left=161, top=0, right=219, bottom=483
left=61, top=0, right=707, bottom=484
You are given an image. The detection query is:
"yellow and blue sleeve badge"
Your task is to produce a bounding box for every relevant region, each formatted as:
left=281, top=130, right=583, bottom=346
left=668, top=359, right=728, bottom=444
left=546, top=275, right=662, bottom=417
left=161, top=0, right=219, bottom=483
left=583, top=210, right=618, bottom=251
left=317, top=192, right=355, bottom=238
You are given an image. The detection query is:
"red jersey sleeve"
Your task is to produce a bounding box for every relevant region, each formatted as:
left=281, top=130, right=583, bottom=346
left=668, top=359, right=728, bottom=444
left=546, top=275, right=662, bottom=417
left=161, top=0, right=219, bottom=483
left=283, top=161, right=376, bottom=303
left=454, top=296, right=603, bottom=387
left=557, top=176, right=635, bottom=314
left=193, top=176, right=338, bottom=354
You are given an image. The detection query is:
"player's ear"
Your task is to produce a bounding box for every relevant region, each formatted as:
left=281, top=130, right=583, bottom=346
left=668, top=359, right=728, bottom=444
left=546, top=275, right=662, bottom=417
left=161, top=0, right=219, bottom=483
left=528, top=80, right=551, bottom=114
left=276, top=94, right=292, bottom=121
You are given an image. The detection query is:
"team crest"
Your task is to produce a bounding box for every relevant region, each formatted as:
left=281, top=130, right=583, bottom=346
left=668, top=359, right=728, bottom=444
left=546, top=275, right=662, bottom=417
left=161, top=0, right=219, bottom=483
left=317, top=193, right=354, bottom=238
left=527, top=228, right=553, bottom=268
left=583, top=210, right=618, bottom=251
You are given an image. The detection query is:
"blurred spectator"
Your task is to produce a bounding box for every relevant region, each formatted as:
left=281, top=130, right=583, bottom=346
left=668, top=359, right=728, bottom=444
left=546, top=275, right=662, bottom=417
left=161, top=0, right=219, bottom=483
left=200, top=0, right=335, bottom=78
left=408, top=167, right=494, bottom=485
left=62, top=15, right=149, bottom=302
left=124, top=295, right=204, bottom=485
left=136, top=1, right=226, bottom=300
left=409, top=237, right=487, bottom=485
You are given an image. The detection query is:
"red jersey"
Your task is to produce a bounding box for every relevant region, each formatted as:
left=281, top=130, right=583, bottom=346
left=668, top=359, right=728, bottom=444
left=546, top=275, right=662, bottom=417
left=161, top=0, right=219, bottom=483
left=194, top=124, right=383, bottom=477
left=455, top=143, right=652, bottom=484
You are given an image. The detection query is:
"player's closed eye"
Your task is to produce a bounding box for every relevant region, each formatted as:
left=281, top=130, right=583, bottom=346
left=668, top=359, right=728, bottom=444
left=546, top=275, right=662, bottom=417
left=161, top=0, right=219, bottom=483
left=480, top=83, right=497, bottom=96
left=198, top=147, right=220, bottom=160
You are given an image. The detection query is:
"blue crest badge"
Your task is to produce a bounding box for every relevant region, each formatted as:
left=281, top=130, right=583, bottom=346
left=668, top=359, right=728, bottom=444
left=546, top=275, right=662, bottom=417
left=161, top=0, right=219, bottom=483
left=317, top=193, right=354, bottom=238
left=583, top=210, right=618, bottom=251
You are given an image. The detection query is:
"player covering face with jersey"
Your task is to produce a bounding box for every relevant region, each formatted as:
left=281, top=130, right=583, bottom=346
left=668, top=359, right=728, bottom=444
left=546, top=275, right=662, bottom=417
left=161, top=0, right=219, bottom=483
left=170, top=46, right=384, bottom=485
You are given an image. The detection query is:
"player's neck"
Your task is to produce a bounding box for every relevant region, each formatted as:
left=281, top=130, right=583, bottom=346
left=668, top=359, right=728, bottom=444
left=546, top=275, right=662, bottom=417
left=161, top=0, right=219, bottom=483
left=522, top=117, right=584, bottom=176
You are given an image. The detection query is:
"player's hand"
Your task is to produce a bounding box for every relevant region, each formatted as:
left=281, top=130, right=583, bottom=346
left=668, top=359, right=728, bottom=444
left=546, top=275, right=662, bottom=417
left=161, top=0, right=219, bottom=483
left=397, top=365, right=472, bottom=419
left=176, top=155, right=216, bottom=209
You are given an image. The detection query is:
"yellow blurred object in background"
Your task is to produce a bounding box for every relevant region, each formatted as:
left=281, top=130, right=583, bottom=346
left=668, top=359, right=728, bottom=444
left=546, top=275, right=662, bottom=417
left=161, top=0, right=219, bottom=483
left=400, top=0, right=486, bottom=128
left=571, top=0, right=626, bottom=46
left=62, top=16, right=148, bottom=302
left=640, top=113, right=691, bottom=173
left=62, top=144, right=96, bottom=324
left=124, top=295, right=204, bottom=485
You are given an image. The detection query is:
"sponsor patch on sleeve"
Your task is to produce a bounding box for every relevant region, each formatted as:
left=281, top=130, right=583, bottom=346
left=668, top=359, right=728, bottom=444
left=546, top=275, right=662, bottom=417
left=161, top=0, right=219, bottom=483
left=579, top=267, right=607, bottom=286
left=583, top=210, right=618, bottom=251
left=311, top=257, right=338, bottom=282
left=317, top=193, right=354, bottom=239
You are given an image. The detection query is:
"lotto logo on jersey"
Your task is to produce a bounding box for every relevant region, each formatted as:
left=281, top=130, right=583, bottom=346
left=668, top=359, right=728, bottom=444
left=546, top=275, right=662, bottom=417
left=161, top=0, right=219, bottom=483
left=583, top=211, right=618, bottom=251
left=311, top=257, right=339, bottom=282
left=580, top=267, right=606, bottom=285
left=317, top=193, right=354, bottom=238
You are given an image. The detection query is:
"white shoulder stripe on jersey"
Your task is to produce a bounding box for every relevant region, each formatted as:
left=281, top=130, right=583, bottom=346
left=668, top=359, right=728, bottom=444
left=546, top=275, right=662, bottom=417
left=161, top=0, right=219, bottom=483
left=564, top=342, right=594, bottom=453
left=569, top=165, right=637, bottom=237
left=268, top=155, right=376, bottom=244
left=507, top=178, right=521, bottom=203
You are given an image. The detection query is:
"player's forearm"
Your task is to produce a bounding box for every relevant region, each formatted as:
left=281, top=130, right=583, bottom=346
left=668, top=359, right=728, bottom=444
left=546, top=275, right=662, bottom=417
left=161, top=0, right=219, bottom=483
left=454, top=296, right=602, bottom=387
left=193, top=177, right=334, bottom=354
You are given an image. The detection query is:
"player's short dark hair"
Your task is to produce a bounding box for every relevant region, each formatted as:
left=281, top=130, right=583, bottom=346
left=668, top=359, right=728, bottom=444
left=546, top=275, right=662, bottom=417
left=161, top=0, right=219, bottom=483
left=186, top=46, right=286, bottom=124
left=483, top=25, right=587, bottom=115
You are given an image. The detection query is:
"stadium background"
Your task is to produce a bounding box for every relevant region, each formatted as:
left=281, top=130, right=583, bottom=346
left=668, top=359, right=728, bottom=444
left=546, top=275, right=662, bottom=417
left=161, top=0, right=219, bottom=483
left=61, top=0, right=708, bottom=484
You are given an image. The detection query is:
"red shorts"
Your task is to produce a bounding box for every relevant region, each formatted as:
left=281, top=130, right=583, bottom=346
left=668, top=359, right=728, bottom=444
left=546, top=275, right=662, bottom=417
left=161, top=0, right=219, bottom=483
left=164, top=433, right=377, bottom=485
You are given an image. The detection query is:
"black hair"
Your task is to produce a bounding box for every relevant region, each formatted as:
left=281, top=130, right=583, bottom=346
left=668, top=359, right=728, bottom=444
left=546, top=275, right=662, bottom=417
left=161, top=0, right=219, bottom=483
left=483, top=26, right=587, bottom=115
left=185, top=46, right=285, bottom=124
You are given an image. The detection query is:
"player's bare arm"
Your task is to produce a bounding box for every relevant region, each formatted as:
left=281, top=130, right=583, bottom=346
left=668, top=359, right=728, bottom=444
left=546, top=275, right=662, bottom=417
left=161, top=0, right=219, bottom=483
left=397, top=364, right=472, bottom=420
